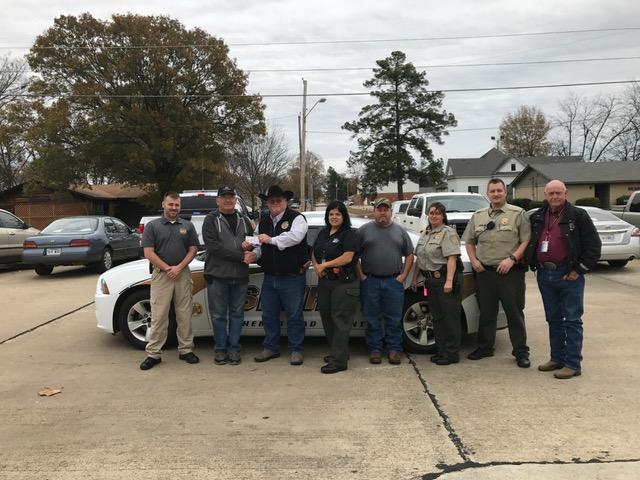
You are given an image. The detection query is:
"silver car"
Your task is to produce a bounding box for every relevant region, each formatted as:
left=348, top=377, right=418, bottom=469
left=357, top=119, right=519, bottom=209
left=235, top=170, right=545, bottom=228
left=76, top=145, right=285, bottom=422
left=0, top=209, right=40, bottom=264
left=581, top=206, right=640, bottom=267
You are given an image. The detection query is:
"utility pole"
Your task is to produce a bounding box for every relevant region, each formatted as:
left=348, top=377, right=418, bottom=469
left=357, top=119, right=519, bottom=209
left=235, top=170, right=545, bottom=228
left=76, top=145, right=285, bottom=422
left=298, top=79, right=326, bottom=212
left=300, top=79, right=308, bottom=211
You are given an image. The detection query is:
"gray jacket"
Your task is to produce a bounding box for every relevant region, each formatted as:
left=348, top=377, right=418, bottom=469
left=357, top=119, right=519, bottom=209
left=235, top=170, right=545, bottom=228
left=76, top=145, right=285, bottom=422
left=202, top=211, right=253, bottom=282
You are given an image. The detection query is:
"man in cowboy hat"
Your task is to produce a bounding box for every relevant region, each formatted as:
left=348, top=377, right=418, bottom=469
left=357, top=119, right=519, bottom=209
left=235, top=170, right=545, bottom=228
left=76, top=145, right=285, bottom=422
left=253, top=185, right=309, bottom=365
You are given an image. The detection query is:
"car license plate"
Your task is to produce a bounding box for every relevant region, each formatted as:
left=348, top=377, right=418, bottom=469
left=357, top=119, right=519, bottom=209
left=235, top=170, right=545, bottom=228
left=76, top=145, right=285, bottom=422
left=600, top=233, right=615, bottom=243
left=45, top=248, right=61, bottom=256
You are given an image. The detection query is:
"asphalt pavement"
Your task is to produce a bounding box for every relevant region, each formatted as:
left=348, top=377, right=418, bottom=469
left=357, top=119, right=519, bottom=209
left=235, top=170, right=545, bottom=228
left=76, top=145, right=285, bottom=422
left=1, top=262, right=639, bottom=479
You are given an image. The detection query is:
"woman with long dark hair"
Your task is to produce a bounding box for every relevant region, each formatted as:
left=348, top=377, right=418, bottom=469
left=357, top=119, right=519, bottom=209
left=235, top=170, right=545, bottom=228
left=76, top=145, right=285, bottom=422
left=411, top=202, right=462, bottom=365
left=311, top=200, right=360, bottom=373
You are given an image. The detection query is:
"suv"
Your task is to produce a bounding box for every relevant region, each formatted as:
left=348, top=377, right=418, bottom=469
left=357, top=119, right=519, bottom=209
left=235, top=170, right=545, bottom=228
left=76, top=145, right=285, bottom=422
left=0, top=209, right=40, bottom=264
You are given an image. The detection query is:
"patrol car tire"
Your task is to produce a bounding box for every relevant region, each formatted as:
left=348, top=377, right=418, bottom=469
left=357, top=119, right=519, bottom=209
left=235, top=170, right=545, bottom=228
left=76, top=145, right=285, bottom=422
left=117, top=288, right=178, bottom=350
left=402, top=291, right=437, bottom=354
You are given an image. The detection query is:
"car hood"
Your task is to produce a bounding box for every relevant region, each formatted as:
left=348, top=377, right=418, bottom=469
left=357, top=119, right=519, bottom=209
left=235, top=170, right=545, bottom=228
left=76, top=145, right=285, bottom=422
left=98, top=257, right=205, bottom=294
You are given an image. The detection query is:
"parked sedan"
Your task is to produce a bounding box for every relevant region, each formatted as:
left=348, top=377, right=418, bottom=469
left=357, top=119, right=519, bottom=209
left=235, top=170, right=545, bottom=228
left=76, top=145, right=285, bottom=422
left=95, top=215, right=507, bottom=354
left=23, top=216, right=141, bottom=275
left=0, top=209, right=40, bottom=264
left=527, top=206, right=640, bottom=267
left=582, top=206, right=640, bottom=267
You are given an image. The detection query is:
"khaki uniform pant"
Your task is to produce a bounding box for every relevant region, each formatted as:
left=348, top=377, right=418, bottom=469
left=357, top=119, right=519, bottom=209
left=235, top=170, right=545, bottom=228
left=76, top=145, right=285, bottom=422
left=145, top=267, right=194, bottom=358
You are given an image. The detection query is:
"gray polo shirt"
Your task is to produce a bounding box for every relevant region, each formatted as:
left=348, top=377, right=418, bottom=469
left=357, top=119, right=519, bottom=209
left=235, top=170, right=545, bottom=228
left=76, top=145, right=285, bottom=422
left=358, top=221, right=413, bottom=276
left=142, top=216, right=199, bottom=266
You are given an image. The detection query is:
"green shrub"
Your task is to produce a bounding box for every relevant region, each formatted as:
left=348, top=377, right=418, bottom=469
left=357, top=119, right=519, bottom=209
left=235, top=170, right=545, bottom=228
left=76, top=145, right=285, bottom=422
left=510, top=198, right=532, bottom=210
left=575, top=197, right=601, bottom=207
left=616, top=195, right=630, bottom=205
left=530, top=200, right=546, bottom=209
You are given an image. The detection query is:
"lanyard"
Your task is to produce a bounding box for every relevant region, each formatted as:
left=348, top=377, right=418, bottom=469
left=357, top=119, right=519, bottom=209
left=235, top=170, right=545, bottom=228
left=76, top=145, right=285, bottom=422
left=544, top=208, right=564, bottom=240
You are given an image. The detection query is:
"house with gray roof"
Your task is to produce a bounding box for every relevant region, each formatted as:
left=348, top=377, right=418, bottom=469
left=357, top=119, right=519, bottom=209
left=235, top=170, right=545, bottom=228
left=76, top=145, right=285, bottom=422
left=446, top=148, right=582, bottom=193
left=510, top=162, right=640, bottom=208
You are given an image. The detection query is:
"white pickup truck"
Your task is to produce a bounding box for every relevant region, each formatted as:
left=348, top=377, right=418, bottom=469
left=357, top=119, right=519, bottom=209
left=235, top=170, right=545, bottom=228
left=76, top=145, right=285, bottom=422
left=396, top=192, right=490, bottom=235
left=611, top=191, right=640, bottom=228
left=138, top=191, right=256, bottom=246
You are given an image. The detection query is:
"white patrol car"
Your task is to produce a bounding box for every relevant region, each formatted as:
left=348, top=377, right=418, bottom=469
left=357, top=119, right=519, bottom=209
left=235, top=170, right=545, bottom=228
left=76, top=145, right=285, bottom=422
left=96, top=214, right=506, bottom=353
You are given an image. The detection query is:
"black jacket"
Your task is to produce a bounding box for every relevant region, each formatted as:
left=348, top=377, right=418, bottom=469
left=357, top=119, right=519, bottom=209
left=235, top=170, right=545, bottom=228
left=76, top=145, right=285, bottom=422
left=526, top=201, right=601, bottom=274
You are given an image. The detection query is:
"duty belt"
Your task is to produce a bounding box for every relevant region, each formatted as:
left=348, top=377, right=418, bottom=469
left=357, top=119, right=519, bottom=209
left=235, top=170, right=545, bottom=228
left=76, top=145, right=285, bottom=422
left=422, top=267, right=446, bottom=278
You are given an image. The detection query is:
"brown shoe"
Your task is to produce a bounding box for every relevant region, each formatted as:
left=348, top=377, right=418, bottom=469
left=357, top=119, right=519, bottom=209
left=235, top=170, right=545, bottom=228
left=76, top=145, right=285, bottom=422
left=554, top=367, right=581, bottom=379
left=538, top=360, right=563, bottom=372
left=289, top=352, right=304, bottom=366
left=388, top=351, right=402, bottom=365
left=254, top=350, right=280, bottom=362
left=369, top=352, right=382, bottom=364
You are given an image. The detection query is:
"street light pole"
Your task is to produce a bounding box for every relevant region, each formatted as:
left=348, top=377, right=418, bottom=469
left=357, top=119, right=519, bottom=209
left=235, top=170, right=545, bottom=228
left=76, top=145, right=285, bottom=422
left=299, top=78, right=326, bottom=212
left=300, top=79, right=308, bottom=211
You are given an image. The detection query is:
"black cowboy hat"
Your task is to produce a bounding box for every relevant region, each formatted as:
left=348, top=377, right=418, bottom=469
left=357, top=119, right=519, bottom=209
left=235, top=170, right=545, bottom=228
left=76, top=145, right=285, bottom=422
left=258, top=185, right=294, bottom=201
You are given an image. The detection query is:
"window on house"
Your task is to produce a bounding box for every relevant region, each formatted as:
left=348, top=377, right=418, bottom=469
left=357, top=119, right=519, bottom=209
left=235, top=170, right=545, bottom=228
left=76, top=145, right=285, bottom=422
left=511, top=163, right=516, bottom=171
left=468, top=186, right=479, bottom=193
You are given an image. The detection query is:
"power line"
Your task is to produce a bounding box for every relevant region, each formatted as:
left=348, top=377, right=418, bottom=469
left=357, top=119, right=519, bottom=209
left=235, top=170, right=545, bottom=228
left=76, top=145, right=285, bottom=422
left=1, top=27, right=639, bottom=50
left=246, top=56, right=640, bottom=73
left=6, top=79, right=637, bottom=100
left=308, top=126, right=500, bottom=135
left=5, top=55, right=640, bottom=75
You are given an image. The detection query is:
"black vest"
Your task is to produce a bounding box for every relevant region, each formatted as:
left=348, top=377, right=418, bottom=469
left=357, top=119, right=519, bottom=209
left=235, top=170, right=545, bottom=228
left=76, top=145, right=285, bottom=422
left=258, top=208, right=309, bottom=275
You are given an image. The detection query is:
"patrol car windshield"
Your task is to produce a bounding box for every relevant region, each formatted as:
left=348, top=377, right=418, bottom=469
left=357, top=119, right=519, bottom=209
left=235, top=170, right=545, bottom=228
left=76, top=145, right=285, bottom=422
left=434, top=196, right=489, bottom=212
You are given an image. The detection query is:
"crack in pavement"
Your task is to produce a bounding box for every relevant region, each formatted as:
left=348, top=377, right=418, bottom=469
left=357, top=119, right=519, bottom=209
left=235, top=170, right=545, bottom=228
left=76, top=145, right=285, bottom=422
left=0, top=302, right=94, bottom=345
left=407, top=353, right=640, bottom=479
left=418, top=457, right=640, bottom=479
left=407, top=354, right=472, bottom=463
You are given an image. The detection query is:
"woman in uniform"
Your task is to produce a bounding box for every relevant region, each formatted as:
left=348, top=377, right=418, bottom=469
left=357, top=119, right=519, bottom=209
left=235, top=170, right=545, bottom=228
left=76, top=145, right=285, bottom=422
left=311, top=200, right=360, bottom=374
left=411, top=202, right=462, bottom=365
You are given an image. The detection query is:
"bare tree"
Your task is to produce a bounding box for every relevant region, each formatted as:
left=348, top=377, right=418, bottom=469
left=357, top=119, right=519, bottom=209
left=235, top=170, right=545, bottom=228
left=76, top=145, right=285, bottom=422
left=225, top=129, right=292, bottom=211
left=281, top=151, right=325, bottom=205
left=551, top=86, right=640, bottom=161
left=0, top=56, right=31, bottom=190
left=0, top=55, right=28, bottom=111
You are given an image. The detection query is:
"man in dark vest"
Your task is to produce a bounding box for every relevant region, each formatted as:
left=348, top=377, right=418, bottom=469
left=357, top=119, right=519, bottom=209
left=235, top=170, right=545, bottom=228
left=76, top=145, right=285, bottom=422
left=253, top=185, right=309, bottom=365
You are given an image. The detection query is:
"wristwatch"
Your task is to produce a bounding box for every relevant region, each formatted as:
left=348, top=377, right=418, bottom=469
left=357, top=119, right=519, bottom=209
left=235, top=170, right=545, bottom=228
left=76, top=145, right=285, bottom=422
left=508, top=254, right=517, bottom=262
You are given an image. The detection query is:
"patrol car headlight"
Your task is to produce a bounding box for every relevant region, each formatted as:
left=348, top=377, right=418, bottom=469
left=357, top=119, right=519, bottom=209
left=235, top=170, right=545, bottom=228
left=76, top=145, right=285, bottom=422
left=100, top=278, right=110, bottom=295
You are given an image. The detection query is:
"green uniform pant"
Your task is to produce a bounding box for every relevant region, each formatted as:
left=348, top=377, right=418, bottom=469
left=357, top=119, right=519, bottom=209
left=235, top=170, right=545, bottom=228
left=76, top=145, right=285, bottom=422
left=475, top=267, right=529, bottom=357
left=317, top=277, right=360, bottom=368
left=426, top=275, right=462, bottom=359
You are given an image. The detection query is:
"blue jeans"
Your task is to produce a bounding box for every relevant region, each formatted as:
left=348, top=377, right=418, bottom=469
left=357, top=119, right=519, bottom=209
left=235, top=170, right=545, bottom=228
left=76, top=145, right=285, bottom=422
left=536, top=265, right=585, bottom=370
left=206, top=278, right=248, bottom=353
left=361, top=276, right=405, bottom=353
left=260, top=273, right=306, bottom=353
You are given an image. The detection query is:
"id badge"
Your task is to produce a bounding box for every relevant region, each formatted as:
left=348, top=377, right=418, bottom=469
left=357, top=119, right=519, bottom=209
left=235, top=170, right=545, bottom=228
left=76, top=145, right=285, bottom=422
left=540, top=240, right=549, bottom=253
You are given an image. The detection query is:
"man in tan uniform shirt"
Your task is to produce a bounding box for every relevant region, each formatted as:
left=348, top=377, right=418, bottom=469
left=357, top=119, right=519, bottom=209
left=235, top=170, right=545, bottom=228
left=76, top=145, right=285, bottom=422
left=462, top=178, right=531, bottom=368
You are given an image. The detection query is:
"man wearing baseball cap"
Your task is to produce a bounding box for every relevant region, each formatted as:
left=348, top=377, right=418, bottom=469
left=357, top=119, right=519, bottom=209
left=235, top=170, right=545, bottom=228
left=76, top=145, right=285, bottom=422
left=357, top=197, right=414, bottom=365
left=202, top=185, right=256, bottom=365
left=253, top=185, right=309, bottom=365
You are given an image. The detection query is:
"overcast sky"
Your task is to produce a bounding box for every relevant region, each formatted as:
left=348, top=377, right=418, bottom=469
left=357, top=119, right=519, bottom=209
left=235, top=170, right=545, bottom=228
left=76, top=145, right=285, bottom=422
left=2, top=0, right=639, bottom=174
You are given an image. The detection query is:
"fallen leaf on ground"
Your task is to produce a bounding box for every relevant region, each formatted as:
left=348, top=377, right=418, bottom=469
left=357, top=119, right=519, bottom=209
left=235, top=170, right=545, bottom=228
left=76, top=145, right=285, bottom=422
left=38, top=387, right=62, bottom=397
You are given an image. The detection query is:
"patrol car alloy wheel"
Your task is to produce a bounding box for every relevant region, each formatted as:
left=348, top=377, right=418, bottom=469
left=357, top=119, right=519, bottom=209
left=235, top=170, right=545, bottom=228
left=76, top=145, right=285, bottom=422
left=402, top=292, right=437, bottom=354
left=117, top=289, right=177, bottom=350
